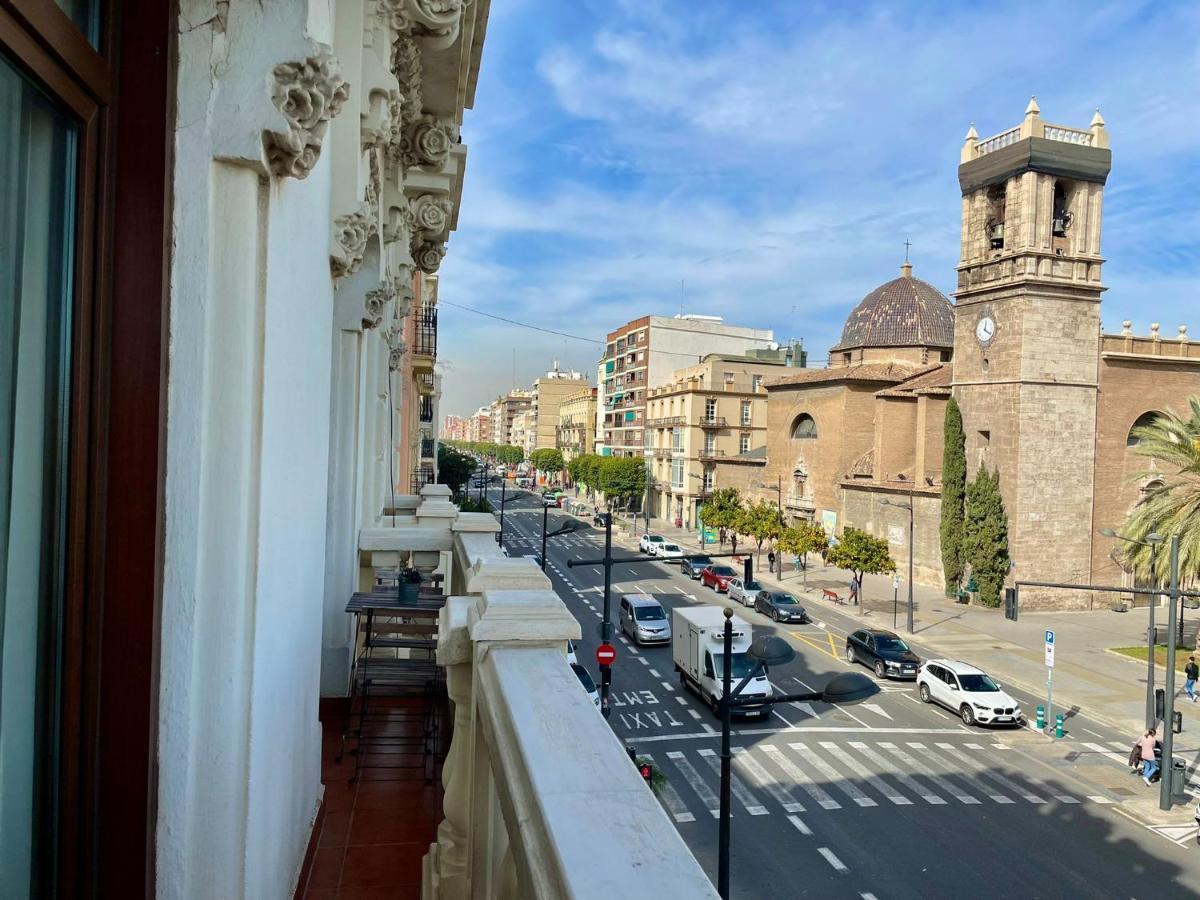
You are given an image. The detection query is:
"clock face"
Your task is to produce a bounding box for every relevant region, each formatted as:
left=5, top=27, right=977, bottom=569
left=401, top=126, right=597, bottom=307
left=976, top=316, right=996, bottom=344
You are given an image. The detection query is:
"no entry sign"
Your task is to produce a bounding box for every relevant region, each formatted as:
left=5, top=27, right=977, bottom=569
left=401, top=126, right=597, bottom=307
left=596, top=643, right=616, bottom=666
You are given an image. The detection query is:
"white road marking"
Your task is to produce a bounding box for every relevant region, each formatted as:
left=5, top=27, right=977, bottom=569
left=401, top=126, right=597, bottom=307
left=661, top=681, right=675, bottom=693
left=771, top=709, right=793, bottom=728
left=791, top=701, right=817, bottom=718
left=787, top=814, right=811, bottom=836
left=818, top=847, right=848, bottom=873
left=815, top=621, right=827, bottom=630
left=797, top=741, right=876, bottom=807
left=698, top=748, right=767, bottom=815
left=766, top=744, right=839, bottom=809
left=859, top=702, right=893, bottom=721
left=648, top=668, right=661, bottom=678
left=932, top=742, right=1015, bottom=803
left=850, top=741, right=944, bottom=804
left=964, top=742, right=985, bottom=750
left=675, top=696, right=687, bottom=706
left=688, top=709, right=702, bottom=720
left=897, top=742, right=980, bottom=804
left=643, top=753, right=695, bottom=823
left=732, top=746, right=805, bottom=813
left=1088, top=795, right=1114, bottom=804
left=1082, top=741, right=1129, bottom=766
left=666, top=750, right=720, bottom=818
left=636, top=657, right=649, bottom=666
left=861, top=893, right=879, bottom=900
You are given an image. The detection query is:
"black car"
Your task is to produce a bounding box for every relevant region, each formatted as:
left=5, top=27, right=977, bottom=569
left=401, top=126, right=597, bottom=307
left=845, top=629, right=921, bottom=679
left=681, top=555, right=713, bottom=579
left=593, top=511, right=612, bottom=527
left=754, top=590, right=808, bottom=623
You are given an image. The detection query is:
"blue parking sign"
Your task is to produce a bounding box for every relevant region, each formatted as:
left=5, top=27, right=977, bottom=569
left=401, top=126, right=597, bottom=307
left=1045, top=630, right=1055, bottom=645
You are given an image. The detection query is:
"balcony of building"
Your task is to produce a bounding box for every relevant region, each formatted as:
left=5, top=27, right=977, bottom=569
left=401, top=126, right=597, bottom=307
left=697, top=447, right=726, bottom=461
left=697, top=416, right=727, bottom=428
left=418, top=372, right=436, bottom=395
left=420, top=395, right=435, bottom=425
left=413, top=305, right=438, bottom=369
left=303, top=487, right=715, bottom=899
left=421, top=437, right=436, bottom=460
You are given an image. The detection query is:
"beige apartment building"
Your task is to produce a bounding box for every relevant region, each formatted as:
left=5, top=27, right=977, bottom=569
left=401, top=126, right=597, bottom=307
left=645, top=352, right=796, bottom=528
left=509, top=408, right=537, bottom=458
left=490, top=389, right=533, bottom=445
left=533, top=365, right=588, bottom=449
left=557, top=387, right=597, bottom=462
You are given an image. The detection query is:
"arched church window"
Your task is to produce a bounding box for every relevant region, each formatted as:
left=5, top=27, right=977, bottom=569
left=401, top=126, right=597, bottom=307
left=1126, top=411, right=1161, bottom=448
left=1052, top=181, right=1072, bottom=237
left=791, top=414, right=818, bottom=439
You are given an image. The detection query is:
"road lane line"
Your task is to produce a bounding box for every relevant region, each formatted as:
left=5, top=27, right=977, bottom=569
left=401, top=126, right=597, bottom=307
left=648, top=668, right=661, bottom=678
left=688, top=709, right=702, bottom=720
left=765, top=744, right=840, bottom=809
left=661, top=681, right=675, bottom=693
left=897, top=742, right=980, bottom=804
left=666, top=751, right=719, bottom=818
left=817, top=847, right=848, bottom=873
left=1082, top=741, right=1130, bottom=766
left=643, top=753, right=695, bottom=823
left=698, top=748, right=767, bottom=815
left=731, top=747, right=805, bottom=813
left=675, top=696, right=687, bottom=706
left=787, top=814, right=812, bottom=836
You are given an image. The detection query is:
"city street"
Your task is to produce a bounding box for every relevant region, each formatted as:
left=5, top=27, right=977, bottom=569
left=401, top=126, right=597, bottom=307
left=489, top=485, right=1200, bottom=899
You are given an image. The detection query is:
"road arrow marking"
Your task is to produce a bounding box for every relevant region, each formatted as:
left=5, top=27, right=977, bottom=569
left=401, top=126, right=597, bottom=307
left=791, top=701, right=817, bottom=718
left=859, top=702, right=893, bottom=720
left=1149, top=824, right=1199, bottom=844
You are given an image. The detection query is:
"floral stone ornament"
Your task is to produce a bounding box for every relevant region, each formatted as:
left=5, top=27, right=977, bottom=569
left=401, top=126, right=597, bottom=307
left=263, top=49, right=350, bottom=180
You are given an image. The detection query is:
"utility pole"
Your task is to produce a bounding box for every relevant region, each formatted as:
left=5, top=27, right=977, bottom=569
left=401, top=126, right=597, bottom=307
left=906, top=489, right=914, bottom=634
left=1160, top=535, right=1181, bottom=811
left=496, top=477, right=507, bottom=548
left=717, top=612, right=734, bottom=898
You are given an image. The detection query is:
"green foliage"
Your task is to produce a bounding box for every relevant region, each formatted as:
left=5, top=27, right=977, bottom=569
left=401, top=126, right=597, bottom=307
left=699, top=488, right=744, bottom=544
left=436, top=445, right=475, bottom=495
left=939, top=397, right=967, bottom=594
left=734, top=501, right=784, bottom=569
left=457, top=496, right=493, bottom=514
left=826, top=527, right=895, bottom=597
left=1121, top=400, right=1200, bottom=585
left=776, top=521, right=829, bottom=567
left=963, top=466, right=1009, bottom=607
left=598, top=456, right=647, bottom=506
left=568, top=453, right=604, bottom=493
left=497, top=444, right=524, bottom=466
left=529, top=447, right=565, bottom=475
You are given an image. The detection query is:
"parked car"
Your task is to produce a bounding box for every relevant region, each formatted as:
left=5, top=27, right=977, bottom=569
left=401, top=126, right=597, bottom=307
left=681, top=555, right=713, bottom=580
left=754, top=590, right=808, bottom=623
left=700, top=564, right=738, bottom=592
left=639, top=533, right=665, bottom=554
left=727, top=577, right=762, bottom=606
left=619, top=594, right=672, bottom=645
left=845, top=629, right=921, bottom=679
left=656, top=542, right=685, bottom=561
left=571, top=662, right=601, bottom=709
left=918, top=659, right=1022, bottom=726
left=593, top=511, right=612, bottom=527
left=566, top=639, right=578, bottom=666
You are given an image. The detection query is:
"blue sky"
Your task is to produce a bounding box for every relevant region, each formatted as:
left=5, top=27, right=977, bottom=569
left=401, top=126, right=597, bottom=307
left=438, top=0, right=1200, bottom=417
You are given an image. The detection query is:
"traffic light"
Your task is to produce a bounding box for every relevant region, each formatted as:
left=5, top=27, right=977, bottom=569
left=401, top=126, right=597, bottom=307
left=639, top=761, right=654, bottom=784
left=1004, top=588, right=1018, bottom=621
left=1156, top=687, right=1166, bottom=721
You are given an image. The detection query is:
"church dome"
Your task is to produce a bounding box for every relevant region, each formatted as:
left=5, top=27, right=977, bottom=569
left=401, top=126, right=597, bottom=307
left=831, top=263, right=954, bottom=351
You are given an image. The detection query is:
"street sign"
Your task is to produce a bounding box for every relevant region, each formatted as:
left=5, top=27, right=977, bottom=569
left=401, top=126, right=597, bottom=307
left=1044, top=629, right=1056, bottom=669
left=893, top=573, right=901, bottom=590
left=596, top=643, right=616, bottom=666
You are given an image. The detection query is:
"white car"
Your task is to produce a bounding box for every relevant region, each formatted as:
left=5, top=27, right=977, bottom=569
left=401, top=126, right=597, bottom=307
left=566, top=639, right=578, bottom=666
left=639, top=533, right=665, bottom=554
left=917, top=659, right=1022, bottom=727
left=571, top=662, right=601, bottom=710
left=726, top=577, right=762, bottom=606
left=656, top=542, right=685, bottom=561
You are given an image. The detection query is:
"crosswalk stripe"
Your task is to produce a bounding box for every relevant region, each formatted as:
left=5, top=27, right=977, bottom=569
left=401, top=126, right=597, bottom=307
left=805, top=741, right=876, bottom=807
left=643, top=753, right=694, bottom=823
left=901, top=742, right=981, bottom=804
left=698, top=748, right=768, bottom=815
left=848, top=741, right=944, bottom=804
left=1088, top=795, right=1114, bottom=804
left=1107, top=741, right=1131, bottom=753
left=732, top=747, right=805, bottom=813
left=1083, top=741, right=1130, bottom=765
left=666, top=751, right=720, bottom=818
left=808, top=738, right=907, bottom=806
left=932, top=742, right=1020, bottom=803
left=818, top=847, right=848, bottom=872
left=763, top=744, right=841, bottom=810
left=937, top=742, right=1043, bottom=803
left=787, top=814, right=812, bottom=836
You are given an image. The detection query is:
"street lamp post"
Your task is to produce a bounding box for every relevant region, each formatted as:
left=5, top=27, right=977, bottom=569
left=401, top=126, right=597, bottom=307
left=880, top=494, right=915, bottom=634
left=496, top=478, right=507, bottom=548
left=1161, top=535, right=1181, bottom=811
left=1099, top=527, right=1163, bottom=731
left=715, top=610, right=877, bottom=899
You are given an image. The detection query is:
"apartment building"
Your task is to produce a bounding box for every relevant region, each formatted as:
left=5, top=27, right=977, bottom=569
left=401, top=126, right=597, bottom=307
left=556, top=386, right=598, bottom=462
left=442, top=414, right=466, bottom=442
left=469, top=407, right=492, bottom=443
left=645, top=350, right=799, bottom=528
left=598, top=315, right=776, bottom=457
left=533, top=364, right=588, bottom=449
left=401, top=273, right=441, bottom=491
left=509, top=408, right=537, bottom=457
left=489, top=389, right=533, bottom=445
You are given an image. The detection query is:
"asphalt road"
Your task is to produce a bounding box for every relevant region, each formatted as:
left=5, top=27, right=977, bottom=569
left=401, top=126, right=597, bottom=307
left=486, top=484, right=1200, bottom=899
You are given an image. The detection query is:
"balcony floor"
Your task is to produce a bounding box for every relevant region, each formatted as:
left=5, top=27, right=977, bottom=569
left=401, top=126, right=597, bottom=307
left=295, top=699, right=446, bottom=899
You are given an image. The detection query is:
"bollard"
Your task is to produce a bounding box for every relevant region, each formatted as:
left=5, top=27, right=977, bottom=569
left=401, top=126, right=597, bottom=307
left=1055, top=713, right=1064, bottom=739
left=1036, top=705, right=1045, bottom=731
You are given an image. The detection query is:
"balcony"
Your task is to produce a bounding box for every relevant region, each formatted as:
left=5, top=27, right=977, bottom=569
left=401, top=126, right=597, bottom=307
left=418, top=372, right=436, bottom=394
left=648, top=415, right=685, bottom=428
left=421, top=437, right=435, bottom=459
left=697, top=447, right=726, bottom=460
left=414, top=305, right=438, bottom=361
left=698, top=416, right=727, bottom=428
left=420, top=396, right=435, bottom=423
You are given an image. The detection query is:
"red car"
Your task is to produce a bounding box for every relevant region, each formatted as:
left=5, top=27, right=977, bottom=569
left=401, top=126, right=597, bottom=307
left=701, top=564, right=738, bottom=592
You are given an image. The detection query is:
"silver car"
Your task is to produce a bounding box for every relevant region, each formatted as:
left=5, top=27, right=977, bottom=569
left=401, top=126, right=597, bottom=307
left=727, top=577, right=763, bottom=607
left=618, top=594, right=671, bottom=645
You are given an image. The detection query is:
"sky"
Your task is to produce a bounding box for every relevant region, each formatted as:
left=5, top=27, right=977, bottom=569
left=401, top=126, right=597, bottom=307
left=436, top=0, right=1200, bottom=418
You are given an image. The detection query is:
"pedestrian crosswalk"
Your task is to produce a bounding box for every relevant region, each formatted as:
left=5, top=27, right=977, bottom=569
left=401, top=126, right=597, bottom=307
left=645, top=738, right=1114, bottom=824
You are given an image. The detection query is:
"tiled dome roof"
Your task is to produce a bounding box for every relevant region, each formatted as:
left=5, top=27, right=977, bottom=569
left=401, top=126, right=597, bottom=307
left=831, top=264, right=954, bottom=351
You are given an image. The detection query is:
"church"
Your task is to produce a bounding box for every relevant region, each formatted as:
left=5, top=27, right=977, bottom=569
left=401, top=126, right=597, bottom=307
left=746, top=100, right=1200, bottom=610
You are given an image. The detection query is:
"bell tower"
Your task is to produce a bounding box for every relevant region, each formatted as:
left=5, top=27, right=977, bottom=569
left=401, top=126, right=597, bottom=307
left=952, top=98, right=1111, bottom=607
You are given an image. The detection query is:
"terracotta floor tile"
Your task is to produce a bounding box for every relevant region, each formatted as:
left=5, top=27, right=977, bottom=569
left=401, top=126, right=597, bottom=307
left=339, top=843, right=427, bottom=889
left=347, top=807, right=438, bottom=846
left=304, top=890, right=338, bottom=899
left=319, top=810, right=353, bottom=848
left=355, top=780, right=439, bottom=811
left=307, top=847, right=345, bottom=892
left=336, top=886, right=408, bottom=899
left=322, top=782, right=359, bottom=813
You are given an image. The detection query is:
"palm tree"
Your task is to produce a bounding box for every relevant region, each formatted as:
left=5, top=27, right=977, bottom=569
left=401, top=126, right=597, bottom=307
left=1121, top=398, right=1200, bottom=584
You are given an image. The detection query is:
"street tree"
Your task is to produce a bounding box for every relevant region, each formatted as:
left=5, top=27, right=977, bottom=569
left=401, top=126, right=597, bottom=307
left=698, top=487, right=743, bottom=547
left=963, top=466, right=1009, bottom=607
left=436, top=444, right=475, bottom=497
left=529, top=448, right=564, bottom=479
left=776, top=521, right=829, bottom=580
left=497, top=444, right=523, bottom=467
left=939, top=397, right=967, bottom=595
left=826, top=527, right=895, bottom=603
left=599, top=456, right=646, bottom=509
left=736, top=501, right=784, bottom=572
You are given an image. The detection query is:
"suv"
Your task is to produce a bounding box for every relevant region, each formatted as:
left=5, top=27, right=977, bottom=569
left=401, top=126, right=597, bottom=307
left=639, top=534, right=665, bottom=554
left=656, top=542, right=685, bottom=561
left=845, top=629, right=920, bottom=679
left=618, top=594, right=671, bottom=645
left=542, top=491, right=560, bottom=507
left=700, top=564, right=738, bottom=592
left=918, top=659, right=1022, bottom=726
left=681, top=555, right=713, bottom=580
left=593, top=511, right=612, bottom=527
left=727, top=577, right=761, bottom=606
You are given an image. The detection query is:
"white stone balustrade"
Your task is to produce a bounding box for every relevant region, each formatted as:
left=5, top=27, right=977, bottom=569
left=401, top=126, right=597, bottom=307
left=422, top=524, right=717, bottom=900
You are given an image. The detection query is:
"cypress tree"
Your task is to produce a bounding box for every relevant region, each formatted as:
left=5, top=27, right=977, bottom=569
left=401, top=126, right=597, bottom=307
left=963, top=466, right=1010, bottom=607
left=939, top=397, right=967, bottom=593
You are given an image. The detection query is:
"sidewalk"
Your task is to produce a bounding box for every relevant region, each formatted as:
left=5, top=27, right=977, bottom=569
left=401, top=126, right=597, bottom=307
left=628, top=518, right=1188, bottom=738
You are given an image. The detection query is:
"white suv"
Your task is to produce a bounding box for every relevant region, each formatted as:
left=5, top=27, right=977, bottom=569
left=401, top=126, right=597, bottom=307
left=917, top=659, right=1022, bottom=727
left=639, top=534, right=665, bottom=554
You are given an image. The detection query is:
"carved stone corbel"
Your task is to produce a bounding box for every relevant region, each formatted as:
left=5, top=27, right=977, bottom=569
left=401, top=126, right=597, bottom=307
left=262, top=49, right=350, bottom=180
left=410, top=193, right=453, bottom=238
left=386, top=0, right=470, bottom=52
left=362, top=281, right=395, bottom=330
left=331, top=203, right=378, bottom=279
left=414, top=240, right=447, bottom=274
left=402, top=114, right=459, bottom=169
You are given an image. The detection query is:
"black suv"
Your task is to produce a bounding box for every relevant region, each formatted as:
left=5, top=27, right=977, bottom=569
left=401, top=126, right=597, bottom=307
left=845, top=629, right=921, bottom=679
left=593, top=511, right=612, bottom=527
left=681, top=555, right=713, bottom=579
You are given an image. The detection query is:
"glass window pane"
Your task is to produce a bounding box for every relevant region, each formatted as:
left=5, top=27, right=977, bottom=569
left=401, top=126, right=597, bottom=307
left=55, top=0, right=103, bottom=49
left=0, top=54, right=78, bottom=898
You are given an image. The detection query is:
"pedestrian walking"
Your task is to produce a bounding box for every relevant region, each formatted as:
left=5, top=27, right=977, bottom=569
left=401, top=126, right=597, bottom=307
left=1186, top=656, right=1199, bottom=703
left=1139, top=728, right=1159, bottom=785
left=848, top=577, right=859, bottom=606
left=768, top=550, right=776, bottom=574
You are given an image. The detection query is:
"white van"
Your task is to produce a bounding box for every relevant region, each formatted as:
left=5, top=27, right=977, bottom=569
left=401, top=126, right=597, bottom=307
left=672, top=606, right=773, bottom=718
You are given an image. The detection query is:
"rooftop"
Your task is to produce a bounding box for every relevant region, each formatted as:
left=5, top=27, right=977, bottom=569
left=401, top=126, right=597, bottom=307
left=831, top=263, right=954, bottom=353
